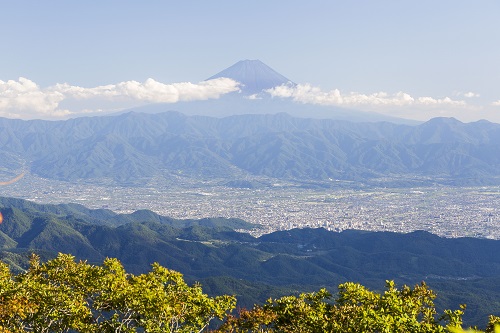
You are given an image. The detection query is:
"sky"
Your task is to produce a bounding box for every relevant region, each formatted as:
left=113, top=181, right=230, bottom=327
left=1, top=0, right=500, bottom=123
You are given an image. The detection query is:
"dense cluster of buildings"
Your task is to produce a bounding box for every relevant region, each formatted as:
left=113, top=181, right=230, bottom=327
left=2, top=174, right=499, bottom=239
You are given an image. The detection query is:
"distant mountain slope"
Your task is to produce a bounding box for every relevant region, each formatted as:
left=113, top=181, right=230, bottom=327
left=130, top=93, right=414, bottom=122
left=206, top=59, right=294, bottom=95
left=1, top=196, right=500, bottom=326
left=0, top=112, right=499, bottom=185
left=134, top=59, right=412, bottom=123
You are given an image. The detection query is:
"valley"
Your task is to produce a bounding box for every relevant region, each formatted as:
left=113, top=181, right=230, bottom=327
left=2, top=173, right=499, bottom=239
left=0, top=110, right=499, bottom=241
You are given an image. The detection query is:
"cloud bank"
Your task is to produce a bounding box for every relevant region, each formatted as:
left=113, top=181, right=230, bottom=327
left=0, top=77, right=240, bottom=119
left=2, top=78, right=496, bottom=122
left=266, top=84, right=467, bottom=109
left=263, top=84, right=491, bottom=121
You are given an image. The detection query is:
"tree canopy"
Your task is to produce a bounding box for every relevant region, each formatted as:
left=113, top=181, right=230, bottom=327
left=0, top=253, right=235, bottom=332
left=0, top=253, right=499, bottom=332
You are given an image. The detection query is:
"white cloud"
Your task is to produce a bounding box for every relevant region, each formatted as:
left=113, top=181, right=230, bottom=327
left=266, top=84, right=466, bottom=109
left=453, top=91, right=480, bottom=98
left=244, top=94, right=262, bottom=100
left=2, top=78, right=491, bottom=122
left=264, top=84, right=488, bottom=121
left=56, top=77, right=240, bottom=102
left=463, top=91, right=480, bottom=98
left=0, top=77, right=240, bottom=119
left=0, top=78, right=68, bottom=118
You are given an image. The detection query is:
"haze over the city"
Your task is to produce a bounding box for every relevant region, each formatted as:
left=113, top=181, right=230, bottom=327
left=1, top=1, right=500, bottom=123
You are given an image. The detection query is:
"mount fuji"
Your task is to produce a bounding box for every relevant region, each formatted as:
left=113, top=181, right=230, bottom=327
left=128, top=60, right=416, bottom=124
left=207, top=59, right=295, bottom=95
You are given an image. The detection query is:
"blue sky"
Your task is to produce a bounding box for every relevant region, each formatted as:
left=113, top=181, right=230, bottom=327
left=1, top=1, right=499, bottom=122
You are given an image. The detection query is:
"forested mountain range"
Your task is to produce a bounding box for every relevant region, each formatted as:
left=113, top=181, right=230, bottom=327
left=1, top=196, right=499, bottom=326
left=1, top=111, right=499, bottom=186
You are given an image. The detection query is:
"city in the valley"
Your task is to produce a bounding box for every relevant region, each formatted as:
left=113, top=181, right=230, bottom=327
left=1, top=173, right=498, bottom=239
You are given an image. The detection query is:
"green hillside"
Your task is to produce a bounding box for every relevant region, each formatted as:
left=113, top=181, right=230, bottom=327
left=0, top=196, right=500, bottom=326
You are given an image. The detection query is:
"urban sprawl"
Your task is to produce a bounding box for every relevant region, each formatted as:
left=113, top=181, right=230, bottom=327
left=1, top=174, right=498, bottom=239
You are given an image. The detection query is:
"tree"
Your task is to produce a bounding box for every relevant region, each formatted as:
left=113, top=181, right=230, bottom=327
left=0, top=253, right=235, bottom=332
left=2, top=254, right=499, bottom=332
left=0, top=260, right=37, bottom=332
left=449, top=318, right=500, bottom=333
left=218, top=281, right=466, bottom=333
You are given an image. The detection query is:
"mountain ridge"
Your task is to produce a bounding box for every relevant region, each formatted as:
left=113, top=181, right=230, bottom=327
left=1, top=112, right=499, bottom=185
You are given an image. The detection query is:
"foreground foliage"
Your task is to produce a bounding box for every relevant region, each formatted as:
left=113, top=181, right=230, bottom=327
left=0, top=254, right=499, bottom=332
left=0, top=253, right=235, bottom=332
left=219, top=281, right=500, bottom=333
